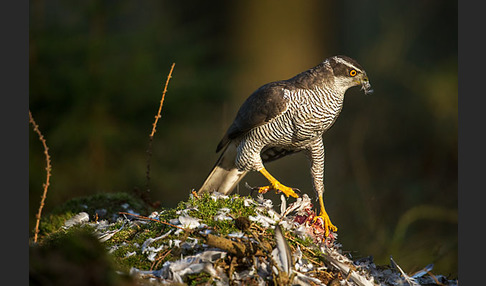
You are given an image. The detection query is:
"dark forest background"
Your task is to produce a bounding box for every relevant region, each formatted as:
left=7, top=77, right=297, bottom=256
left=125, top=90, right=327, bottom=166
left=29, top=0, right=458, bottom=277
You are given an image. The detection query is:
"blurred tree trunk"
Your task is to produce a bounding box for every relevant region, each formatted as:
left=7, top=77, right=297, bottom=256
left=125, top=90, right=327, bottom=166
left=228, top=0, right=335, bottom=108
left=224, top=0, right=337, bottom=207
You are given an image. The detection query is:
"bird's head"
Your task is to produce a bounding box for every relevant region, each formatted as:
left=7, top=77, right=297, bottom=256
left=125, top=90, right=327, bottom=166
left=328, top=55, right=373, bottom=95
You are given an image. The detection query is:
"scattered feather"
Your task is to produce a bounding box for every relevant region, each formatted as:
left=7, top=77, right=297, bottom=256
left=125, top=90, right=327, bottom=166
left=148, top=211, right=159, bottom=219
left=125, top=251, right=136, bottom=258
left=227, top=231, right=245, bottom=238
left=214, top=207, right=233, bottom=221
left=411, top=263, right=434, bottom=279
left=178, top=215, right=201, bottom=229
left=249, top=211, right=276, bottom=228
left=280, top=194, right=287, bottom=216
left=390, top=256, right=420, bottom=286
left=142, top=230, right=172, bottom=250
left=63, top=212, right=89, bottom=228
left=273, top=224, right=292, bottom=275
left=210, top=192, right=229, bottom=201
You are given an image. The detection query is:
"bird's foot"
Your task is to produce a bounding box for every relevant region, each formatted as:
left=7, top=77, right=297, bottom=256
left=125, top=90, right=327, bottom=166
left=258, top=181, right=299, bottom=198
left=313, top=210, right=338, bottom=237
left=257, top=168, right=299, bottom=198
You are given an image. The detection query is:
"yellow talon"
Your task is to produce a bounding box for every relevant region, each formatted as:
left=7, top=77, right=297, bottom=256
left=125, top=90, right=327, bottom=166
left=258, top=168, right=299, bottom=198
left=314, top=195, right=337, bottom=236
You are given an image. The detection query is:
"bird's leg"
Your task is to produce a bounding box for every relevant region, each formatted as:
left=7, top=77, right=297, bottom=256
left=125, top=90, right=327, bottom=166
left=315, top=194, right=338, bottom=236
left=306, top=139, right=337, bottom=236
left=257, top=168, right=299, bottom=198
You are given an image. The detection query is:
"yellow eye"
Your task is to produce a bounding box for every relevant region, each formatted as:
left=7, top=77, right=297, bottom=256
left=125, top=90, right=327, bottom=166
left=349, top=69, right=357, bottom=77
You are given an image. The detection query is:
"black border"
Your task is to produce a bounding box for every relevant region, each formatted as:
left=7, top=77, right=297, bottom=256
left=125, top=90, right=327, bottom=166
left=3, top=0, right=29, bottom=284
left=458, top=0, right=484, bottom=284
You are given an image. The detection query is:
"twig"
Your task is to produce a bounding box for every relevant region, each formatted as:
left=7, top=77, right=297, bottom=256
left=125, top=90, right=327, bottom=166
left=285, top=234, right=317, bottom=256
left=284, top=234, right=322, bottom=266
left=29, top=110, right=52, bottom=243
left=204, top=234, right=265, bottom=258
left=118, top=211, right=185, bottom=230
left=151, top=248, right=173, bottom=270
left=145, top=63, right=176, bottom=192
left=150, top=63, right=175, bottom=139
left=427, top=271, right=446, bottom=286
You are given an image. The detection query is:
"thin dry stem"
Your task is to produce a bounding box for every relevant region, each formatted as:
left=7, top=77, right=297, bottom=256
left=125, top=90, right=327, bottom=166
left=118, top=211, right=185, bottom=230
left=29, top=110, right=52, bottom=243
left=150, top=63, right=176, bottom=138
left=146, top=63, right=176, bottom=191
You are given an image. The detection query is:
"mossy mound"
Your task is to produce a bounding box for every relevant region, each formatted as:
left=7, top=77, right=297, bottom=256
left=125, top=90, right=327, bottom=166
left=30, top=192, right=458, bottom=286
left=35, top=192, right=148, bottom=238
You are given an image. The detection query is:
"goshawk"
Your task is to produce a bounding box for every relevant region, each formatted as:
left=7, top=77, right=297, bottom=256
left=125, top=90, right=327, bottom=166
left=198, top=55, right=372, bottom=236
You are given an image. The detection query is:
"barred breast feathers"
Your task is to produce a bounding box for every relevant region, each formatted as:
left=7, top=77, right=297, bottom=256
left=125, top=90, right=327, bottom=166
left=283, top=86, right=345, bottom=135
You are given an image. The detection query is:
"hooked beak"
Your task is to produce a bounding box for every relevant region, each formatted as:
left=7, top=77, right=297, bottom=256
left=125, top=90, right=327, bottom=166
left=360, top=76, right=373, bottom=95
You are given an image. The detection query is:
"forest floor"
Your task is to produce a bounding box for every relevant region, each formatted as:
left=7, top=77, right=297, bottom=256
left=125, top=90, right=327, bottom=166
left=29, top=191, right=458, bottom=286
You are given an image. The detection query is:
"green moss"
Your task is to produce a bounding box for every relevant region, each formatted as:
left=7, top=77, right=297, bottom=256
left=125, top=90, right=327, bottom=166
left=176, top=192, right=258, bottom=235
left=35, top=192, right=149, bottom=239
left=186, top=272, right=212, bottom=285
left=93, top=193, right=265, bottom=272
left=290, top=234, right=314, bottom=249
left=37, top=224, right=108, bottom=253
left=33, top=192, right=303, bottom=281
left=183, top=192, right=256, bottom=218
left=37, top=211, right=77, bottom=237
left=110, top=243, right=152, bottom=273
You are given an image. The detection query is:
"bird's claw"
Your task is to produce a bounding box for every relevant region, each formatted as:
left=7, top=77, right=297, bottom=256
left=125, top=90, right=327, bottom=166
left=313, top=213, right=338, bottom=237
left=258, top=182, right=299, bottom=198
left=245, top=180, right=299, bottom=198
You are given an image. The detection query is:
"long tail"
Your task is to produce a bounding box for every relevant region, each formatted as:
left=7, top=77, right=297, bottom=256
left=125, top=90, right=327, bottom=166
left=198, top=142, right=248, bottom=195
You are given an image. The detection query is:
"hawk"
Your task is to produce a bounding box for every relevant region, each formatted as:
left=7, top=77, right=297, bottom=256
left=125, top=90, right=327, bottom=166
left=198, top=55, right=372, bottom=236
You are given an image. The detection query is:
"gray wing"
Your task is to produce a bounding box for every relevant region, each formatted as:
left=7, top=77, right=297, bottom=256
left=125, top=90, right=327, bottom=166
left=216, top=81, right=290, bottom=152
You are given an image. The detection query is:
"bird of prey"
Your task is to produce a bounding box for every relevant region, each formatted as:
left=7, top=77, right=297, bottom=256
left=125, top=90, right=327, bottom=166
left=198, top=55, right=372, bottom=236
